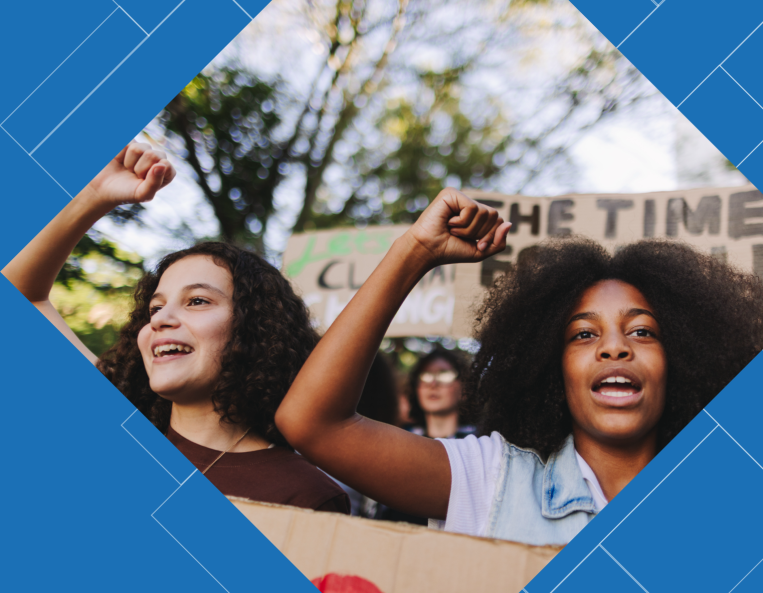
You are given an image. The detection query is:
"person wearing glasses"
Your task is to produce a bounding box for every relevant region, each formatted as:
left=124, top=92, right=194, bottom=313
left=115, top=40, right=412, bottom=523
left=276, top=188, right=763, bottom=544
left=407, top=349, right=474, bottom=440
left=379, top=348, right=474, bottom=525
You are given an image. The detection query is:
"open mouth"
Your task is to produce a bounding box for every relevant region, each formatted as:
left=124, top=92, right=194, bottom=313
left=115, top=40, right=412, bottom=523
left=153, top=343, right=194, bottom=358
left=592, top=375, right=642, bottom=398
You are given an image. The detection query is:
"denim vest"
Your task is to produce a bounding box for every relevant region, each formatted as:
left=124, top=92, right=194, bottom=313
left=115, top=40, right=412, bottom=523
left=484, top=434, right=597, bottom=546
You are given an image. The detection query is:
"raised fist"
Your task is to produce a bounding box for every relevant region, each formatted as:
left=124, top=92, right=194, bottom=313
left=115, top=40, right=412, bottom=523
left=87, top=142, right=176, bottom=208
left=407, top=188, right=511, bottom=267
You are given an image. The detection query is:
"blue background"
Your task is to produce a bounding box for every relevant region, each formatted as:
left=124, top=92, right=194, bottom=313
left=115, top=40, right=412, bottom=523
left=2, top=0, right=763, bottom=591
left=0, top=1, right=317, bottom=591
left=526, top=2, right=763, bottom=591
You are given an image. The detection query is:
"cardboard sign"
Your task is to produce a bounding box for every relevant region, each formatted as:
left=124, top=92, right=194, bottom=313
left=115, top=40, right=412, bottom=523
left=452, top=185, right=763, bottom=336
left=282, top=226, right=456, bottom=337
left=231, top=498, right=560, bottom=593
left=284, top=185, right=763, bottom=338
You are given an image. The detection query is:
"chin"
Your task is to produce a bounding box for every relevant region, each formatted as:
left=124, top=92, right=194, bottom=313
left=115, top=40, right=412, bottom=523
left=595, top=421, right=658, bottom=445
left=148, top=376, right=189, bottom=400
left=423, top=406, right=446, bottom=414
left=151, top=386, right=184, bottom=402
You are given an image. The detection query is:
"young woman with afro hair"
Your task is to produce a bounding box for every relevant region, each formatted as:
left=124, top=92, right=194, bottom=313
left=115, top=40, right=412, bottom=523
left=3, top=143, right=349, bottom=514
left=277, top=188, right=763, bottom=544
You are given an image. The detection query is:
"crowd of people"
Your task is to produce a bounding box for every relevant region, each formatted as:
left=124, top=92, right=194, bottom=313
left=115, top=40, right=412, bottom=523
left=5, top=142, right=763, bottom=547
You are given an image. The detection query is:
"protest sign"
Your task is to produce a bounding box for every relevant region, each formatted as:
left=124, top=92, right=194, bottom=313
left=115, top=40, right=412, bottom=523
left=282, top=226, right=456, bottom=337
left=452, top=185, right=763, bottom=336
left=231, top=498, right=560, bottom=593
left=284, top=185, right=763, bottom=338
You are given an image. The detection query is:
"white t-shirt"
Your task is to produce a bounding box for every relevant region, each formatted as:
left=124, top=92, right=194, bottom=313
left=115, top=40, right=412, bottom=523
left=430, top=433, right=608, bottom=537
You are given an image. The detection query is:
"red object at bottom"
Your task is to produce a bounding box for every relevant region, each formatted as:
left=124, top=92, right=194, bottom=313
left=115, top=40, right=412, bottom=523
left=311, top=574, right=384, bottom=593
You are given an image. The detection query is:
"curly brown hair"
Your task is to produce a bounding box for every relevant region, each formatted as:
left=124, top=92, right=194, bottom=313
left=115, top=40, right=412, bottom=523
left=97, top=242, right=319, bottom=446
left=465, top=238, right=763, bottom=459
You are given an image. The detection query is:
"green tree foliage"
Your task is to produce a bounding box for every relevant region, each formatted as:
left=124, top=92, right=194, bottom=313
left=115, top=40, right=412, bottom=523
left=160, top=70, right=286, bottom=248
left=53, top=234, right=144, bottom=357
left=59, top=0, right=653, bottom=359
left=148, top=0, right=648, bottom=244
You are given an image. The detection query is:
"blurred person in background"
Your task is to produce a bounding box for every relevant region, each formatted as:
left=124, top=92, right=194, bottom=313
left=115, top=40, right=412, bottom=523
left=277, top=188, right=763, bottom=544
left=379, top=348, right=474, bottom=525
left=407, top=348, right=474, bottom=440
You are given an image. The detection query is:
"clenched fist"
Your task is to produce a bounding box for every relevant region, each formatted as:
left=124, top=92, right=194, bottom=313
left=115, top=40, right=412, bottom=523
left=406, top=188, right=512, bottom=267
left=87, top=142, right=176, bottom=208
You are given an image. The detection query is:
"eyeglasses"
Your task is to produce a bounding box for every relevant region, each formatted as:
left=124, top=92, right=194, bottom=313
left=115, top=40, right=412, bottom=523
left=419, top=370, right=458, bottom=385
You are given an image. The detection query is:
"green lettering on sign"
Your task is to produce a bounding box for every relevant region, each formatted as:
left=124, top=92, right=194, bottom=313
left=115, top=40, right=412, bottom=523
left=285, top=230, right=395, bottom=277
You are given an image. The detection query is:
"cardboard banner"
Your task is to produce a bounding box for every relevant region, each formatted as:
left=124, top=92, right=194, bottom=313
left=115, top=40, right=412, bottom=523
left=232, top=498, right=559, bottom=593
left=282, top=226, right=457, bottom=337
left=452, top=185, right=763, bottom=336
left=284, top=185, right=763, bottom=338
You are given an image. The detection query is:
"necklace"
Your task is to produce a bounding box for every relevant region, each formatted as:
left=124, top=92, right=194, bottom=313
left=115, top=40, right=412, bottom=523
left=201, top=427, right=251, bottom=475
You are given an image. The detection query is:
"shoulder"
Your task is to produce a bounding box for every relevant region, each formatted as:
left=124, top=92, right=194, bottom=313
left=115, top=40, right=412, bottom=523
left=435, top=432, right=505, bottom=536
left=247, top=448, right=351, bottom=514
left=437, top=432, right=506, bottom=485
left=439, top=432, right=546, bottom=479
left=506, top=440, right=546, bottom=466
left=270, top=448, right=348, bottom=491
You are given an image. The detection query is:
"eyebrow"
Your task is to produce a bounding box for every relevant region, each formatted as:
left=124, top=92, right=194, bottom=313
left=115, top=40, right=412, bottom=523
left=622, top=307, right=656, bottom=320
left=151, top=283, right=229, bottom=301
left=566, top=308, right=656, bottom=326
left=567, top=312, right=600, bottom=326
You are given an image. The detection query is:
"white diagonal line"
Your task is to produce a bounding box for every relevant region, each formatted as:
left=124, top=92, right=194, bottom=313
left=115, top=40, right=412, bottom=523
left=721, top=66, right=763, bottom=111
left=617, top=2, right=664, bottom=49
left=729, top=555, right=763, bottom=593
left=122, top=419, right=182, bottom=484
left=121, top=408, right=138, bottom=427
left=549, top=424, right=718, bottom=592
left=600, top=545, right=650, bottom=593
left=231, top=0, right=253, bottom=20
left=548, top=544, right=600, bottom=593
left=713, top=66, right=763, bottom=168
left=30, top=0, right=186, bottom=154
left=0, top=124, right=73, bottom=198
left=149, top=0, right=186, bottom=36
left=113, top=1, right=149, bottom=36
left=703, top=409, right=763, bottom=472
left=152, top=468, right=197, bottom=516
left=150, top=469, right=230, bottom=591
left=737, top=138, right=763, bottom=168
left=596, top=424, right=717, bottom=541
left=1, top=6, right=119, bottom=126
left=720, top=19, right=763, bottom=67
left=153, top=516, right=231, bottom=592
left=677, top=18, right=763, bottom=109
left=29, top=34, right=150, bottom=154
left=676, top=65, right=721, bottom=109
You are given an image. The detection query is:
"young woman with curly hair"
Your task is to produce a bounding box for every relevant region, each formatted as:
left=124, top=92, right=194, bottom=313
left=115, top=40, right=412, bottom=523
left=3, top=143, right=349, bottom=514
left=276, top=188, right=763, bottom=544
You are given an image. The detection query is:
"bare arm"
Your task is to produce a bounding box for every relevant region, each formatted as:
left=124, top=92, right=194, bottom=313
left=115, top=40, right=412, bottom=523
left=2, top=143, right=175, bottom=364
left=276, top=189, right=511, bottom=520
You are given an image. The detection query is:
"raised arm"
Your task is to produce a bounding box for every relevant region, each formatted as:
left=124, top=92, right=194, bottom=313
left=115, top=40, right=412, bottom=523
left=276, top=189, right=510, bottom=520
left=2, top=143, right=175, bottom=364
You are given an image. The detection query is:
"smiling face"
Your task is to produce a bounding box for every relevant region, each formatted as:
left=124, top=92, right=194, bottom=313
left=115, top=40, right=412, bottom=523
left=136, top=255, right=234, bottom=403
left=416, top=358, right=462, bottom=415
left=562, top=280, right=667, bottom=449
